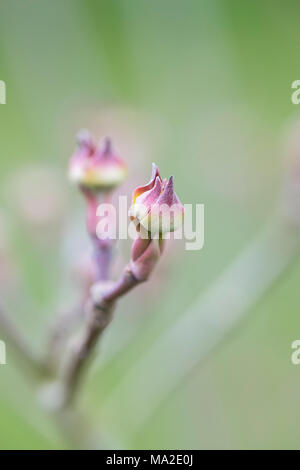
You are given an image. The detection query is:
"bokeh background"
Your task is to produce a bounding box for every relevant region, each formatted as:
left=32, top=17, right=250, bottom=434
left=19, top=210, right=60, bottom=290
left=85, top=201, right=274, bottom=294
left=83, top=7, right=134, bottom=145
left=1, top=0, right=300, bottom=449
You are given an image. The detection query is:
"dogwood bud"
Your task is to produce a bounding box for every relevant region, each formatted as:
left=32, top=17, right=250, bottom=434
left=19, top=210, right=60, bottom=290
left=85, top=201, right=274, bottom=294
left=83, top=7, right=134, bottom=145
left=69, top=131, right=127, bottom=190
left=129, top=164, right=184, bottom=236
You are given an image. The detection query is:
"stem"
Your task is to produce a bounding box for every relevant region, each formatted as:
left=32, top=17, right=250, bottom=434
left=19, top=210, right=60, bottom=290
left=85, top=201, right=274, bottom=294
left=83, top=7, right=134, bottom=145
left=45, top=191, right=115, bottom=372
left=62, top=301, right=114, bottom=406
left=58, top=267, right=141, bottom=408
left=97, top=266, right=141, bottom=304
left=92, top=237, right=114, bottom=281
left=90, top=190, right=115, bottom=281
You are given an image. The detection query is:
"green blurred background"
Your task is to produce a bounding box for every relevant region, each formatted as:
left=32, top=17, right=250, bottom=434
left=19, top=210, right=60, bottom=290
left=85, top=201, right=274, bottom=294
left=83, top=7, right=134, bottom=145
left=1, top=0, right=300, bottom=450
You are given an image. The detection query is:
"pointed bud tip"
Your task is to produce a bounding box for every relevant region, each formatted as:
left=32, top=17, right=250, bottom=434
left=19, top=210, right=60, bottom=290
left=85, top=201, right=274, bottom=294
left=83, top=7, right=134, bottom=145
left=164, top=175, right=174, bottom=192
left=77, top=129, right=92, bottom=145
left=151, top=162, right=162, bottom=182
left=102, top=136, right=113, bottom=156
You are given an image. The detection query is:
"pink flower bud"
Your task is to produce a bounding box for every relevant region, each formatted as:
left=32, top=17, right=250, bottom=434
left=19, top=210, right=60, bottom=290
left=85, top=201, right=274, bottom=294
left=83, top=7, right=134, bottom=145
left=131, top=163, right=162, bottom=204
left=69, top=131, right=127, bottom=190
left=129, top=164, right=184, bottom=236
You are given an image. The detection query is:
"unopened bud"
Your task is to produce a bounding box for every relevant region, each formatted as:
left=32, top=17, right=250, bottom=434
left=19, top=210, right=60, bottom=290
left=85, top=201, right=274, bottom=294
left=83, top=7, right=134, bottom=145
left=129, top=164, right=184, bottom=236
left=69, top=132, right=127, bottom=190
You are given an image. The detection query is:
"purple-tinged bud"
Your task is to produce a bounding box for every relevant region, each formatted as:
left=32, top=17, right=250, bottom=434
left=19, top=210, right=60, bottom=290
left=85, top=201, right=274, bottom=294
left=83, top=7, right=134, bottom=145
left=131, top=163, right=162, bottom=205
left=69, top=132, right=127, bottom=190
left=129, top=165, right=184, bottom=236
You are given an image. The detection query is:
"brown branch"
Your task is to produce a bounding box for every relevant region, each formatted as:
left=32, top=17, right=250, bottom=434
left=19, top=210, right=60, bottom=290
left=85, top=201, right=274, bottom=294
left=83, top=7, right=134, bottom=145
left=56, top=266, right=141, bottom=408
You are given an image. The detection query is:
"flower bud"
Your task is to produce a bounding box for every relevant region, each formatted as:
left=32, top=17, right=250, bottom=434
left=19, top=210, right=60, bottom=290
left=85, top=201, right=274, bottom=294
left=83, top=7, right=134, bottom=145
left=69, top=131, right=127, bottom=190
left=129, top=164, right=184, bottom=236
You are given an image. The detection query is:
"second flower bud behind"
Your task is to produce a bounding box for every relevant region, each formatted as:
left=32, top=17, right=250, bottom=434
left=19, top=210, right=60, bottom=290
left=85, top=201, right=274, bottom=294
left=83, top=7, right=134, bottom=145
left=69, top=130, right=127, bottom=190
